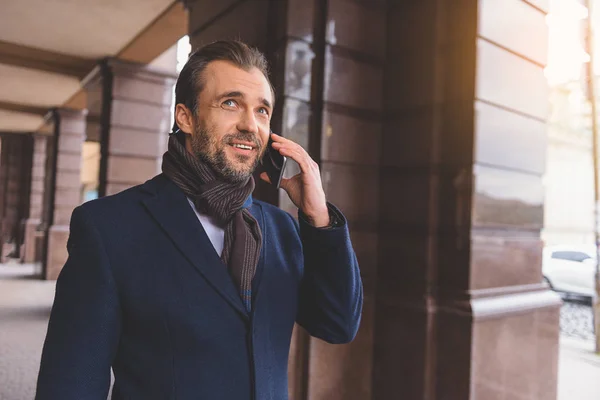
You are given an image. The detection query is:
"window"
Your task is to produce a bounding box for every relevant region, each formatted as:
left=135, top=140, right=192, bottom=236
left=551, top=251, right=592, bottom=262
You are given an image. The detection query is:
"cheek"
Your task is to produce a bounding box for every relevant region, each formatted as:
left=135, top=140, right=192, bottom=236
left=259, top=128, right=270, bottom=145
left=201, top=111, right=233, bottom=133
left=215, top=109, right=241, bottom=127
left=201, top=121, right=227, bottom=147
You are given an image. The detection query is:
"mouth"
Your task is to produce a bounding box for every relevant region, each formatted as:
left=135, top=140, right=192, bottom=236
left=228, top=140, right=258, bottom=156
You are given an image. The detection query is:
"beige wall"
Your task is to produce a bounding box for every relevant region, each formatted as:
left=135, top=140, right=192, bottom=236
left=81, top=141, right=100, bottom=201
left=543, top=83, right=595, bottom=246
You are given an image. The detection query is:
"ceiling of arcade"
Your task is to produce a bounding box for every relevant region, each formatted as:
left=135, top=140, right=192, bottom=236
left=0, top=0, right=187, bottom=133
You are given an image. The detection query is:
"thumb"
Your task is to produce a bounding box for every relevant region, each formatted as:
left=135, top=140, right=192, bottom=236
left=259, top=172, right=271, bottom=184
left=277, top=177, right=292, bottom=192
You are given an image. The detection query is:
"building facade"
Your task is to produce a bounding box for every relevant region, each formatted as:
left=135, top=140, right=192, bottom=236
left=0, top=0, right=563, bottom=399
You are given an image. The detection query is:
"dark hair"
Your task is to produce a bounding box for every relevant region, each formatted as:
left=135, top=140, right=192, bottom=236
left=173, top=40, right=274, bottom=132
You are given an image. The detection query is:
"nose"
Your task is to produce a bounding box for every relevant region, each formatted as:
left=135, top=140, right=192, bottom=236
left=236, top=108, right=259, bottom=135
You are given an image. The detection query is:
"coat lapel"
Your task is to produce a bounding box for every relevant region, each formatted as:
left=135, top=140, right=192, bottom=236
left=141, top=175, right=249, bottom=320
left=249, top=203, right=266, bottom=306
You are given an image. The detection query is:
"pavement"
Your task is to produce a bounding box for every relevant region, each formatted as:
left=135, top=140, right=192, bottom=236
left=0, top=263, right=599, bottom=400
left=556, top=295, right=600, bottom=399
left=558, top=337, right=600, bottom=400
left=0, top=263, right=53, bottom=400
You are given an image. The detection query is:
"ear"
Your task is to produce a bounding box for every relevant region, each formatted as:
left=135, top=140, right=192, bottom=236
left=175, top=104, right=195, bottom=135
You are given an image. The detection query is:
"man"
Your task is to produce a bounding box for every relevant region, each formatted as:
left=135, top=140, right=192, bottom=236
left=36, top=40, right=362, bottom=400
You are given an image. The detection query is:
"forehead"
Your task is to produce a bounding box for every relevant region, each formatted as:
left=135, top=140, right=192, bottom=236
left=202, top=60, right=273, bottom=104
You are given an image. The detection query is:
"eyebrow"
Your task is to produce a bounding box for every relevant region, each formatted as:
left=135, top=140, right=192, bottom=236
left=216, top=91, right=272, bottom=110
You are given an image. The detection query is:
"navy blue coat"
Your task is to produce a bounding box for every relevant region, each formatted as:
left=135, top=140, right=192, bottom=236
left=36, top=174, right=363, bottom=400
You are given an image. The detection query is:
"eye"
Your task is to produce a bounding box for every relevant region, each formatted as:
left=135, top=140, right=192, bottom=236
left=258, top=107, right=269, bottom=115
left=223, top=99, right=237, bottom=107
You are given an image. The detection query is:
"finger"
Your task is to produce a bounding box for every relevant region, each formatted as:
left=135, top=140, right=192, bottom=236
left=275, top=146, right=311, bottom=174
left=270, top=133, right=305, bottom=151
left=288, top=150, right=319, bottom=178
left=273, top=144, right=315, bottom=174
left=273, top=138, right=308, bottom=154
left=272, top=139, right=316, bottom=169
left=270, top=132, right=286, bottom=142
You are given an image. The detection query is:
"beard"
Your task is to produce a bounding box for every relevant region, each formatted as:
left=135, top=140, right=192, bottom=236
left=189, top=122, right=266, bottom=184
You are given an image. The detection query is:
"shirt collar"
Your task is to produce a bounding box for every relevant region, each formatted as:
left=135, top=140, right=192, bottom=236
left=243, top=195, right=253, bottom=209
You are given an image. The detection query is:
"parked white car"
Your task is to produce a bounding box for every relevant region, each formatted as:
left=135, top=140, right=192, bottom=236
left=542, top=245, right=598, bottom=300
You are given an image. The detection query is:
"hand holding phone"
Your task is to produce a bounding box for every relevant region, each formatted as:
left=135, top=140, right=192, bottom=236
left=261, top=134, right=287, bottom=188
left=262, top=132, right=329, bottom=226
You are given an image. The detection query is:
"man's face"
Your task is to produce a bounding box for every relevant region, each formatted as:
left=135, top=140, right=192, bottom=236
left=184, top=60, right=273, bottom=183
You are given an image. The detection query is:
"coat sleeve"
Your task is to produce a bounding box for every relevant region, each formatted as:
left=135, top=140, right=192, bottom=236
left=295, top=203, right=363, bottom=344
left=36, top=206, right=121, bottom=400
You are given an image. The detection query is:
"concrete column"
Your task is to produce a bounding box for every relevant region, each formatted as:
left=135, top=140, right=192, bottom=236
left=0, top=137, right=9, bottom=257
left=15, top=135, right=34, bottom=261
left=23, top=134, right=48, bottom=263
left=0, top=135, right=20, bottom=249
left=0, top=134, right=34, bottom=261
left=44, top=109, right=85, bottom=280
left=188, top=1, right=559, bottom=399
left=0, top=135, right=19, bottom=259
left=83, top=58, right=176, bottom=197
left=373, top=1, right=559, bottom=400
left=185, top=0, right=381, bottom=398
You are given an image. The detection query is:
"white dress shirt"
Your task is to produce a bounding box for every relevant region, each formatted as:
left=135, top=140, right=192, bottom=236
left=187, top=198, right=225, bottom=257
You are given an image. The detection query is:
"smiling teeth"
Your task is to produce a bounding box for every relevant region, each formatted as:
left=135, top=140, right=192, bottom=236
left=233, top=144, right=252, bottom=150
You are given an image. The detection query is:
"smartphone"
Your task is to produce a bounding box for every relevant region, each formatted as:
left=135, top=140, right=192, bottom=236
left=261, top=134, right=287, bottom=189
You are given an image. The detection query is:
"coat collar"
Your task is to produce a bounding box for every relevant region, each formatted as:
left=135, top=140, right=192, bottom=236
left=140, top=174, right=264, bottom=320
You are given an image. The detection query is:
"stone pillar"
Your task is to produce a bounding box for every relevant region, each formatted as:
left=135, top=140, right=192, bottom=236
left=373, top=1, right=560, bottom=400
left=82, top=59, right=176, bottom=197
left=44, top=109, right=85, bottom=280
left=282, top=1, right=384, bottom=399
left=0, top=134, right=34, bottom=261
left=23, top=134, right=48, bottom=263
left=15, top=135, right=34, bottom=261
left=0, top=137, right=9, bottom=257
left=186, top=1, right=559, bottom=399
left=0, top=135, right=20, bottom=248
left=186, top=1, right=381, bottom=398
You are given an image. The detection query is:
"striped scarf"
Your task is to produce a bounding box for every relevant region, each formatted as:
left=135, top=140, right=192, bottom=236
left=161, top=134, right=262, bottom=312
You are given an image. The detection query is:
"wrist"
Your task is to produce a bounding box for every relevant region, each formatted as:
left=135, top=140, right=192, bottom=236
left=303, top=206, right=330, bottom=228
